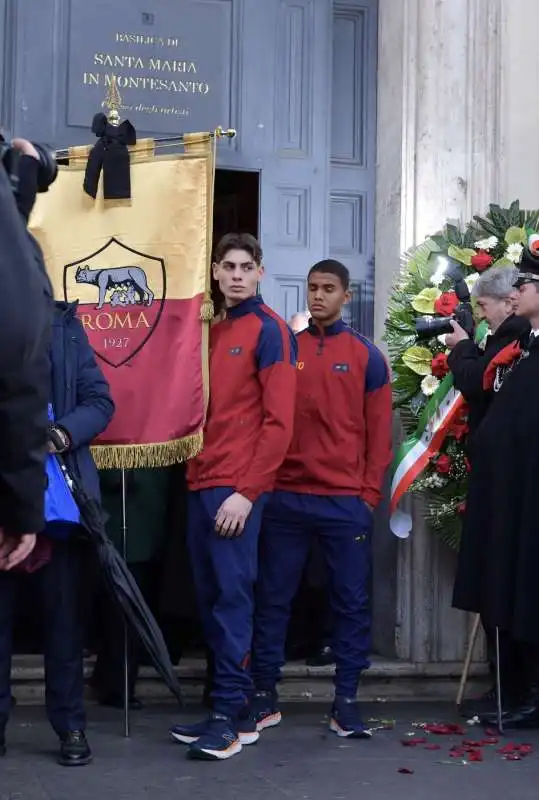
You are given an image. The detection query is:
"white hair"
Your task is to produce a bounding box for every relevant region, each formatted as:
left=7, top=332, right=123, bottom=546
left=471, top=266, right=517, bottom=300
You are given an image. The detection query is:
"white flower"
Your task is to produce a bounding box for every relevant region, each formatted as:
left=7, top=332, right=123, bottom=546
left=430, top=272, right=445, bottom=287
left=421, top=375, right=440, bottom=396
left=437, top=334, right=447, bottom=346
left=506, top=243, right=524, bottom=263
left=465, top=272, right=480, bottom=291
left=474, top=236, right=498, bottom=251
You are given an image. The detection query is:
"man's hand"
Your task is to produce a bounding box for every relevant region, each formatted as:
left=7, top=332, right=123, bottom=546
left=0, top=530, right=37, bottom=570
left=445, top=320, right=470, bottom=349
left=215, top=493, right=253, bottom=538
left=11, top=138, right=40, bottom=161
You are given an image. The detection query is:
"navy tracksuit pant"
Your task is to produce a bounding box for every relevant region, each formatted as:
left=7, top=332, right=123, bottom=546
left=187, top=487, right=267, bottom=716
left=0, top=538, right=86, bottom=736
left=252, top=491, right=372, bottom=698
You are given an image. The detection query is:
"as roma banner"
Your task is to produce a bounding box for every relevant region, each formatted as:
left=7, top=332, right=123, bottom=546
left=29, top=135, right=215, bottom=469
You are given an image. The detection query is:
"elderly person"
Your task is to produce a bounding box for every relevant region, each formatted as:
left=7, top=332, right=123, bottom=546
left=447, top=265, right=529, bottom=445
left=453, top=247, right=539, bottom=729
left=446, top=265, right=529, bottom=718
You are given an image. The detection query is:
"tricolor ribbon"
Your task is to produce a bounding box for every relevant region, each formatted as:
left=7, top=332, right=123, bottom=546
left=389, top=322, right=488, bottom=538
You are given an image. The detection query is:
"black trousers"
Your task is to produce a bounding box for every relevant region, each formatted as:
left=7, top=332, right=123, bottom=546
left=0, top=538, right=86, bottom=735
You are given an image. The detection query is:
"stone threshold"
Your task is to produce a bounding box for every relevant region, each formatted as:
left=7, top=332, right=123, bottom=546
left=11, top=655, right=489, bottom=704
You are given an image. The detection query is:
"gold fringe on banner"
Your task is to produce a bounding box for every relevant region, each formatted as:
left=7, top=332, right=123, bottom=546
left=91, top=432, right=203, bottom=470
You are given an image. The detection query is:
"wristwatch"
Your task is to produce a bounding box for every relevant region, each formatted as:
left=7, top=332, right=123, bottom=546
left=48, top=424, right=71, bottom=453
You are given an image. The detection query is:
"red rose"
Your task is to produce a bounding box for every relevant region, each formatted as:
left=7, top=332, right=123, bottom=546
left=465, top=457, right=471, bottom=473
left=431, top=353, right=449, bottom=378
left=471, top=250, right=493, bottom=272
left=434, top=292, right=459, bottom=317
left=435, top=454, right=452, bottom=474
left=449, top=420, right=469, bottom=441
left=457, top=501, right=467, bottom=515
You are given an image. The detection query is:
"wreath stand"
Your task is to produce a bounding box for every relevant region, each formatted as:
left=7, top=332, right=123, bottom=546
left=456, top=613, right=481, bottom=707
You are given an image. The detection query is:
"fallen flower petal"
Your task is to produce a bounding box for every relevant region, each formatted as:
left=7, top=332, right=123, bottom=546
left=425, top=723, right=466, bottom=736
left=467, top=749, right=483, bottom=762
left=424, top=744, right=441, bottom=751
left=398, top=768, right=414, bottom=774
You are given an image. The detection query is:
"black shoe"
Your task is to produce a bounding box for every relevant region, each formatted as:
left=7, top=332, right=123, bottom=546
left=480, top=698, right=539, bottom=730
left=460, top=684, right=522, bottom=719
left=58, top=730, right=93, bottom=767
left=306, top=646, right=336, bottom=667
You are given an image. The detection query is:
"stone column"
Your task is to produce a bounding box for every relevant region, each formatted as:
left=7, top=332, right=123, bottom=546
left=375, top=0, right=502, bottom=663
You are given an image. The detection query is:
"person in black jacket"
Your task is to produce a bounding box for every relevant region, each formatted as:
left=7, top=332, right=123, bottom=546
left=0, top=300, right=114, bottom=766
left=0, top=139, right=115, bottom=765
left=0, top=139, right=53, bottom=570
left=446, top=265, right=530, bottom=717
left=447, top=265, right=530, bottom=445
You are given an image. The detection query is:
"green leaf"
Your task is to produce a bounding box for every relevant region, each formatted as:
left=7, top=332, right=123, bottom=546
left=430, top=235, right=447, bottom=250
left=504, top=226, right=527, bottom=245
left=445, top=224, right=463, bottom=247
left=410, top=287, right=442, bottom=314
left=447, top=244, right=476, bottom=266
left=402, top=346, right=433, bottom=376
left=492, top=256, right=514, bottom=267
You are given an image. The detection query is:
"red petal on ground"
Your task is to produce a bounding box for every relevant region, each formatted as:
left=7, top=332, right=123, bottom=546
left=425, top=723, right=465, bottom=736
left=424, top=744, right=442, bottom=751
left=467, top=749, right=483, bottom=762
left=398, top=768, right=414, bottom=774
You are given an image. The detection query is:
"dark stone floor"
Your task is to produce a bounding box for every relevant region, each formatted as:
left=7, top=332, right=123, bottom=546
left=1, top=702, right=537, bottom=800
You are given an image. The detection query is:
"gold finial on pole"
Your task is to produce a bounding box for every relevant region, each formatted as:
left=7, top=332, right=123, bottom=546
left=104, top=75, right=122, bottom=126
left=215, top=127, right=237, bottom=140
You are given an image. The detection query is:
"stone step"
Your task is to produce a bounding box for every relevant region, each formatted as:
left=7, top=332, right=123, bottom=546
left=10, top=655, right=488, bottom=705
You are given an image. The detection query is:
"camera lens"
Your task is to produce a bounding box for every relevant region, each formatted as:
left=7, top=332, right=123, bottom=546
left=33, top=143, right=58, bottom=193
left=415, top=316, right=454, bottom=339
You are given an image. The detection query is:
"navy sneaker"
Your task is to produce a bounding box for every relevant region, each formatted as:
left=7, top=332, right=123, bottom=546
left=187, top=713, right=243, bottom=761
left=170, top=717, right=211, bottom=745
left=250, top=690, right=282, bottom=731
left=170, top=712, right=259, bottom=747
left=329, top=697, right=372, bottom=739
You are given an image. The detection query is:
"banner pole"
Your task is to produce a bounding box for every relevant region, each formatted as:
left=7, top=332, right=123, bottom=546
left=120, top=468, right=130, bottom=738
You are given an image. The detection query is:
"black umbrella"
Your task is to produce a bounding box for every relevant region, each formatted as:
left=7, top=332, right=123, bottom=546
left=52, top=446, right=183, bottom=708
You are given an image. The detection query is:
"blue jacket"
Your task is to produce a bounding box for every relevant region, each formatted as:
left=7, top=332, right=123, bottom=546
left=51, top=302, right=114, bottom=501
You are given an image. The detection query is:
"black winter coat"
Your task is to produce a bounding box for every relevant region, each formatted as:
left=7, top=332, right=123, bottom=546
left=453, top=330, right=539, bottom=645
left=447, top=314, right=530, bottom=445
left=0, top=161, right=53, bottom=534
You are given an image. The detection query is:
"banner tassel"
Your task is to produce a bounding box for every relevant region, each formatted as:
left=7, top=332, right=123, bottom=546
left=91, top=432, right=203, bottom=470
left=200, top=293, right=215, bottom=321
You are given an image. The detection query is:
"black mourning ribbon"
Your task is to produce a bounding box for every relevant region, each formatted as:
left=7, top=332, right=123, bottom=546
left=83, top=113, right=136, bottom=200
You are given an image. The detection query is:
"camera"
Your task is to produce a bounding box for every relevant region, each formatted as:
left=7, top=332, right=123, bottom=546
left=0, top=137, right=58, bottom=194
left=415, top=257, right=474, bottom=339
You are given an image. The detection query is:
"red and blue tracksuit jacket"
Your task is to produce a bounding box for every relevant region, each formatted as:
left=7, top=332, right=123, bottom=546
left=187, top=296, right=297, bottom=502
left=275, top=319, right=393, bottom=507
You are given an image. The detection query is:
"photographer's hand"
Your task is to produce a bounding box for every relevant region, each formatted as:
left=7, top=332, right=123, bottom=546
left=11, top=138, right=40, bottom=161
left=446, top=320, right=470, bottom=349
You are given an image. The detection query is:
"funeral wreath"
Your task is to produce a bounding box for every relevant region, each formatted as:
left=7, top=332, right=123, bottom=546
left=384, top=201, right=539, bottom=549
